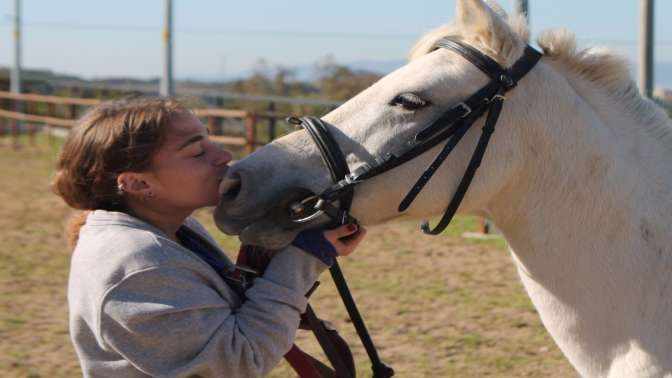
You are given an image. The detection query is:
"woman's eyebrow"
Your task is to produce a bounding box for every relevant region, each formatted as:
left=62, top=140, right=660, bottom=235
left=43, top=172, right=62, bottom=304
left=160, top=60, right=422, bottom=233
left=177, top=134, right=204, bottom=151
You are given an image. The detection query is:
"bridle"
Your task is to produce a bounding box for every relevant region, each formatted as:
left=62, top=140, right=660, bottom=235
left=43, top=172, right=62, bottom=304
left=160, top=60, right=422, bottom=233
left=288, top=38, right=541, bottom=234
left=284, top=37, right=542, bottom=377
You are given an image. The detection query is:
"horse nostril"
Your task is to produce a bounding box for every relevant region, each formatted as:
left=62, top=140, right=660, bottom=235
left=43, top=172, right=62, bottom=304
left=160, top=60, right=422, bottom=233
left=219, top=173, right=242, bottom=201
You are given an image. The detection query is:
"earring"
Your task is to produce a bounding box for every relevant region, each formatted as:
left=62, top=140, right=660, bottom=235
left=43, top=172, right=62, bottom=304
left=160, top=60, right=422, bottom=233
left=146, top=191, right=154, bottom=200
left=117, top=183, right=125, bottom=196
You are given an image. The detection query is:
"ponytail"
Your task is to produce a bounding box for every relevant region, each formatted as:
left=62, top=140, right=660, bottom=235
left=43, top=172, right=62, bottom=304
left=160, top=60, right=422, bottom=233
left=66, top=210, right=91, bottom=250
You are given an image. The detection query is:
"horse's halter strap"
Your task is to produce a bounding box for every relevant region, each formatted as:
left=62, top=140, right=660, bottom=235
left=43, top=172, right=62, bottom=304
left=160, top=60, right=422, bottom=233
left=289, top=38, right=542, bottom=234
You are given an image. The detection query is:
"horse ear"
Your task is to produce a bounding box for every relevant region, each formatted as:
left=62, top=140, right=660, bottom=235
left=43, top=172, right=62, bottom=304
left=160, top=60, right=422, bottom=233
left=456, top=0, right=514, bottom=56
left=409, top=0, right=522, bottom=61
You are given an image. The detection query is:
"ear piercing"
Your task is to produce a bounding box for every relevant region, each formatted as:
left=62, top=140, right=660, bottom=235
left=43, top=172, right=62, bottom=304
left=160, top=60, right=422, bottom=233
left=117, top=183, right=154, bottom=200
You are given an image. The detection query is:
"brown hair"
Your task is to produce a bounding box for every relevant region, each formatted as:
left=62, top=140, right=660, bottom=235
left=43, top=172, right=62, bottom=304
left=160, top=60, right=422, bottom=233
left=52, top=97, right=189, bottom=248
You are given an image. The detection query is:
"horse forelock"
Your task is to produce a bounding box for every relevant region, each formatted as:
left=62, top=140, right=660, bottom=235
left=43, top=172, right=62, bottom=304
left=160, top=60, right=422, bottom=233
left=408, top=9, right=529, bottom=65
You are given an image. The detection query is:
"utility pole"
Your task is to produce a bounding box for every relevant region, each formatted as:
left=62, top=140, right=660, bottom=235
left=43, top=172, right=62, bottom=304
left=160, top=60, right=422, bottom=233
left=10, top=0, right=23, bottom=145
left=11, top=0, right=22, bottom=95
left=639, top=0, right=654, bottom=98
left=160, top=0, right=174, bottom=97
left=514, top=0, right=529, bottom=24
left=514, top=0, right=529, bottom=44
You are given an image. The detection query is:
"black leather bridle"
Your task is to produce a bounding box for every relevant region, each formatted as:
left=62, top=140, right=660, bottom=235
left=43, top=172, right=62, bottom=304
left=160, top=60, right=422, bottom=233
left=286, top=37, right=542, bottom=378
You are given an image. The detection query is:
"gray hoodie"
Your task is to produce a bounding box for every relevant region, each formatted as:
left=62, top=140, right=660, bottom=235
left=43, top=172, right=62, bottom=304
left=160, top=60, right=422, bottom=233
left=68, top=210, right=327, bottom=378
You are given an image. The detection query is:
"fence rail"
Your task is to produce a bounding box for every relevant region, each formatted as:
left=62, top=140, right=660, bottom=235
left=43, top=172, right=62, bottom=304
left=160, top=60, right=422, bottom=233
left=0, top=91, right=100, bottom=106
left=0, top=108, right=76, bottom=128
left=0, top=91, right=290, bottom=153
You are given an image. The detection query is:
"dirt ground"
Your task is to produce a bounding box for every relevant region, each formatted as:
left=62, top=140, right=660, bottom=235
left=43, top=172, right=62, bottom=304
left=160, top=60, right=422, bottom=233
left=0, top=136, right=577, bottom=377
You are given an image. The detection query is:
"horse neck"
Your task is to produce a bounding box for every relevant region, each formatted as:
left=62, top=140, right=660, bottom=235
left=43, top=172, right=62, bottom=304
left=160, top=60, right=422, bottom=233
left=486, top=62, right=672, bottom=376
left=492, top=62, right=672, bottom=252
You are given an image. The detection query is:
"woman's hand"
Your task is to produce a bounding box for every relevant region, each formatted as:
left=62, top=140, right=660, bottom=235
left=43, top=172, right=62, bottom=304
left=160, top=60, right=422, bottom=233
left=291, top=223, right=367, bottom=266
left=323, top=223, right=367, bottom=257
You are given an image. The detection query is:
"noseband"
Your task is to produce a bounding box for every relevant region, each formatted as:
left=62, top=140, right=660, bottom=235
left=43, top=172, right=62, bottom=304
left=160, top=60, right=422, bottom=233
left=286, top=38, right=542, bottom=378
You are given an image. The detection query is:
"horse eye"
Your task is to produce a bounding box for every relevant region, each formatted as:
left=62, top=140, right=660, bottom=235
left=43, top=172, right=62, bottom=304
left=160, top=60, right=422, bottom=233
left=390, top=93, right=430, bottom=111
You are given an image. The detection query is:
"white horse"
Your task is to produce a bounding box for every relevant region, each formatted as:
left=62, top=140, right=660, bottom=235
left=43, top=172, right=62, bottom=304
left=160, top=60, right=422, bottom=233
left=215, top=0, right=672, bottom=376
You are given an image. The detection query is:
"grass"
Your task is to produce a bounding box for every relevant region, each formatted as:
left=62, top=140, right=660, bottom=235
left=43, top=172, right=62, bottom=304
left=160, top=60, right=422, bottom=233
left=0, top=133, right=576, bottom=377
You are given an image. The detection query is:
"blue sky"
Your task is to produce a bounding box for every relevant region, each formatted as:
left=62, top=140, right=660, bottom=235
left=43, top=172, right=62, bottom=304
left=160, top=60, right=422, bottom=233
left=0, top=1, right=671, bottom=86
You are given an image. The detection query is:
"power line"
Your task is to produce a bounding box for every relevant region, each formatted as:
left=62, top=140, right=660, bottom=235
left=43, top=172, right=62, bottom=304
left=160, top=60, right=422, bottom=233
left=3, top=19, right=672, bottom=46
left=1, top=19, right=419, bottom=41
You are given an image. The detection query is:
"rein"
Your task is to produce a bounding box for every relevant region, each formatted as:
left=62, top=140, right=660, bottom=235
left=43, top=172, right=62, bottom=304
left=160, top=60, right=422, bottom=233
left=283, top=37, right=542, bottom=377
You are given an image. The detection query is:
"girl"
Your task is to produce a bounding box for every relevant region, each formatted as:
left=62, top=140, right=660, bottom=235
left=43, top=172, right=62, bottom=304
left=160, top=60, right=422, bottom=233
left=53, top=97, right=365, bottom=377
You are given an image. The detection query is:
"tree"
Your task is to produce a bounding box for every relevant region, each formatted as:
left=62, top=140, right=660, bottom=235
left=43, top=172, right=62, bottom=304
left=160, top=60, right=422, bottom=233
left=315, top=55, right=381, bottom=101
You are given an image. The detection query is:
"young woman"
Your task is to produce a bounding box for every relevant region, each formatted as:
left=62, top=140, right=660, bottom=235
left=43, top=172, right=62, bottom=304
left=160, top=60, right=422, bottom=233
left=53, top=97, right=366, bottom=378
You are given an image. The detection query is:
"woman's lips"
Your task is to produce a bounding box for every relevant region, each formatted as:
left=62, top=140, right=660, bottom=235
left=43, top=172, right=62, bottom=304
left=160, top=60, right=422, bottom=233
left=216, top=165, right=229, bottom=187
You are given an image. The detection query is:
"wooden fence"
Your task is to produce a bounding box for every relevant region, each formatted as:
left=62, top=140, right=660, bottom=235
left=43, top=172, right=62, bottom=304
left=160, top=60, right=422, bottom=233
left=0, top=91, right=289, bottom=153
left=0, top=91, right=498, bottom=235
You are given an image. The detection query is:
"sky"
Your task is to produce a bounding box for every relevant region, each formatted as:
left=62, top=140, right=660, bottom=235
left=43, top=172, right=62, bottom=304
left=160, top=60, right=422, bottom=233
left=0, top=0, right=671, bottom=86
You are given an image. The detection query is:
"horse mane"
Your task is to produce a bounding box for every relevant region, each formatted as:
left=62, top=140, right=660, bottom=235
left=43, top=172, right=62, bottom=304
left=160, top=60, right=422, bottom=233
left=537, top=29, right=671, bottom=138
left=409, top=15, right=672, bottom=146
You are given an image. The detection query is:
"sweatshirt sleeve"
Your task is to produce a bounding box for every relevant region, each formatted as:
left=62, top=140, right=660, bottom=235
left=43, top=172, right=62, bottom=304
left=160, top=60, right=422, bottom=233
left=98, top=246, right=327, bottom=378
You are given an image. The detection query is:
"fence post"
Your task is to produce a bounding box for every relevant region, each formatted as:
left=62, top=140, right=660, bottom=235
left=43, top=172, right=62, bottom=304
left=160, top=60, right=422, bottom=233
left=11, top=118, right=19, bottom=149
left=9, top=98, right=21, bottom=149
left=47, top=102, right=56, bottom=146
left=0, top=99, right=7, bottom=139
left=69, top=87, right=81, bottom=120
left=26, top=100, right=35, bottom=146
left=207, top=115, right=217, bottom=135
left=214, top=97, right=224, bottom=135
left=480, top=217, right=491, bottom=234
left=267, top=101, right=276, bottom=142
left=68, top=104, right=78, bottom=121
left=245, top=113, right=257, bottom=154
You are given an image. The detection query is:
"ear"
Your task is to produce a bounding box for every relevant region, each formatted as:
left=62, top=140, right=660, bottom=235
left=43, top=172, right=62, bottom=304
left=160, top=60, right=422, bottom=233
left=117, top=172, right=151, bottom=197
left=456, top=0, right=515, bottom=58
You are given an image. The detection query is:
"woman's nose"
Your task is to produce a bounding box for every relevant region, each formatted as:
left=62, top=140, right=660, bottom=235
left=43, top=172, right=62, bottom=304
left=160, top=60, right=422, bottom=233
left=213, top=147, right=233, bottom=166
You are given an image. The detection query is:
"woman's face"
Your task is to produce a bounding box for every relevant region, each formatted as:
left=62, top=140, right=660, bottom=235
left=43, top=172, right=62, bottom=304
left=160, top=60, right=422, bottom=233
left=145, top=112, right=232, bottom=213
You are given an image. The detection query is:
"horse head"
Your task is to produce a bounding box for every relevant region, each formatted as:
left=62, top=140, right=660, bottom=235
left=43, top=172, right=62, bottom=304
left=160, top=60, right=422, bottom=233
left=215, top=0, right=535, bottom=248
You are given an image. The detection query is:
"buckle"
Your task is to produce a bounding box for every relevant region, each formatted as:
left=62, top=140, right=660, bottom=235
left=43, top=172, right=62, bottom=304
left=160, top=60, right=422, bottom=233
left=499, top=74, right=515, bottom=89
left=454, top=102, right=472, bottom=118
left=289, top=195, right=327, bottom=223
left=234, top=265, right=259, bottom=275
left=223, top=265, right=259, bottom=292
left=343, top=173, right=361, bottom=185
left=487, top=94, right=507, bottom=104
left=350, top=163, right=372, bottom=178
left=286, top=116, right=303, bottom=126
